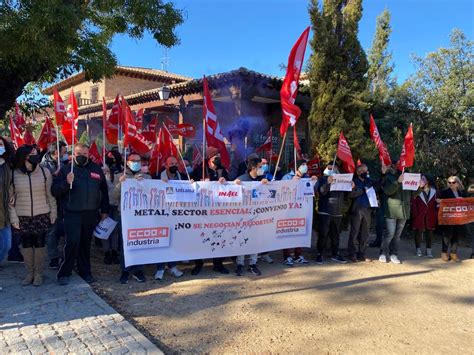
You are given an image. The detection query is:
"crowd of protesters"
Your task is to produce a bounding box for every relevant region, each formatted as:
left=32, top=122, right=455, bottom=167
left=0, top=136, right=472, bottom=288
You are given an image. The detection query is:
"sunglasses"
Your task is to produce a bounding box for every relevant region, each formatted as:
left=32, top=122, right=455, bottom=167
left=448, top=181, right=457, bottom=184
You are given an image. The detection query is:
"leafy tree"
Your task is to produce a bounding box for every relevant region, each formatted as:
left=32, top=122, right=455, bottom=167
left=78, top=130, right=89, bottom=145
left=0, top=0, right=183, bottom=120
left=307, top=0, right=370, bottom=164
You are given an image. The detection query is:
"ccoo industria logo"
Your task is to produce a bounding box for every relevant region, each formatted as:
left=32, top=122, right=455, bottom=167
left=127, top=227, right=170, bottom=249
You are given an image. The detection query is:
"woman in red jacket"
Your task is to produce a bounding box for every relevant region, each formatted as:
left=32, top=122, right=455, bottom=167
left=411, top=175, right=438, bottom=258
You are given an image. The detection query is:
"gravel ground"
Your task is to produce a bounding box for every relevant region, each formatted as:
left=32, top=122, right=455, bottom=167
left=90, top=231, right=473, bottom=354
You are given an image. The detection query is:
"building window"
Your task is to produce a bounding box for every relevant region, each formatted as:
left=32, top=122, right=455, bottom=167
left=75, top=92, right=81, bottom=106
left=91, top=87, right=99, bottom=103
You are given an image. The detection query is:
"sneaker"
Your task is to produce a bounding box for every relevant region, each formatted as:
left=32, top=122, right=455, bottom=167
left=132, top=271, right=146, bottom=283
left=416, top=248, right=422, bottom=257
left=191, top=264, right=203, bottom=276
left=284, top=256, right=294, bottom=266
left=119, top=271, right=129, bottom=284
left=248, top=264, right=262, bottom=276
left=154, top=269, right=165, bottom=280
left=426, top=248, right=433, bottom=258
left=261, top=254, right=274, bottom=264
left=294, top=256, right=309, bottom=264
left=48, top=257, right=59, bottom=270
left=390, top=255, right=401, bottom=264
left=57, top=276, right=70, bottom=286
left=104, top=251, right=112, bottom=265
left=213, top=265, right=230, bottom=274
left=379, top=254, right=387, bottom=263
left=169, top=266, right=184, bottom=278
left=331, top=255, right=347, bottom=264
left=315, top=254, right=323, bottom=265
left=236, top=264, right=244, bottom=276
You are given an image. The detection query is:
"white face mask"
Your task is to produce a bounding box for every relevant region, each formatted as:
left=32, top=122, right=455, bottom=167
left=0, top=146, right=5, bottom=156
left=256, top=167, right=265, bottom=176
left=323, top=168, right=334, bottom=176
left=298, top=164, right=308, bottom=175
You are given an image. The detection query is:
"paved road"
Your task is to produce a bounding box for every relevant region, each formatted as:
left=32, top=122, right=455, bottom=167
left=0, top=263, right=162, bottom=354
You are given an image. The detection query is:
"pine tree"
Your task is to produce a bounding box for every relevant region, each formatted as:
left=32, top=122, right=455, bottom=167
left=307, top=0, right=369, bottom=164
left=367, top=8, right=394, bottom=102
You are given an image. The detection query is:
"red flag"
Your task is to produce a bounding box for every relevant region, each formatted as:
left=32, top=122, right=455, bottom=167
left=293, top=126, right=302, bottom=159
left=369, top=114, right=392, bottom=166
left=123, top=99, right=152, bottom=155
left=89, top=141, right=102, bottom=166
left=165, top=117, right=179, bottom=134
left=280, top=26, right=310, bottom=137
left=357, top=159, right=362, bottom=166
left=399, top=123, right=415, bottom=170
left=23, top=130, right=36, bottom=145
left=307, top=154, right=322, bottom=177
left=53, top=89, right=66, bottom=126
left=203, top=76, right=230, bottom=168
left=9, top=115, right=25, bottom=148
left=37, top=116, right=57, bottom=150
left=105, top=95, right=120, bottom=144
left=149, top=127, right=179, bottom=176
left=177, top=123, right=196, bottom=138
left=69, top=88, right=79, bottom=120
left=337, top=132, right=355, bottom=173
left=61, top=102, right=78, bottom=145
left=192, top=144, right=203, bottom=167
left=256, top=127, right=273, bottom=153
left=135, top=108, right=144, bottom=130
left=15, top=102, right=26, bottom=133
left=142, top=115, right=158, bottom=142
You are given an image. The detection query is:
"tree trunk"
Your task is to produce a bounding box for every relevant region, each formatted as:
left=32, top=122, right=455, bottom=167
left=0, top=70, right=29, bottom=121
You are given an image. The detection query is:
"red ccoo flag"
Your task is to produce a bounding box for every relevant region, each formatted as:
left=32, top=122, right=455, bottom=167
left=280, top=26, right=310, bottom=137
left=135, top=108, right=144, bottom=130
left=256, top=127, right=273, bottom=153
left=37, top=116, right=57, bottom=150
left=14, top=102, right=26, bottom=133
left=142, top=115, right=158, bottom=142
left=9, top=115, right=25, bottom=148
left=53, top=89, right=66, bottom=126
left=123, top=99, right=152, bottom=155
left=369, top=114, right=392, bottom=166
left=399, top=123, right=415, bottom=170
left=23, top=130, right=36, bottom=146
left=105, top=95, right=120, bottom=145
left=203, top=76, right=230, bottom=168
left=337, top=131, right=355, bottom=173
left=89, top=141, right=102, bottom=166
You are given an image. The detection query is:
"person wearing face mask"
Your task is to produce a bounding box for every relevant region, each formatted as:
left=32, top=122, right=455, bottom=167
left=260, top=158, right=273, bottom=181
left=315, top=164, right=352, bottom=264
left=347, top=164, right=374, bottom=263
left=281, top=159, right=312, bottom=265
left=9, top=145, right=57, bottom=286
left=113, top=153, right=151, bottom=283
left=411, top=175, right=438, bottom=258
left=379, top=163, right=416, bottom=264
left=53, top=143, right=109, bottom=285
left=0, top=137, right=14, bottom=270
left=40, top=141, right=67, bottom=270
left=191, top=148, right=231, bottom=275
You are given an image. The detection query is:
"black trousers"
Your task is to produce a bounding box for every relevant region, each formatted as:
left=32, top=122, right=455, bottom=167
left=21, top=233, right=47, bottom=248
left=442, top=225, right=464, bottom=253
left=348, top=207, right=372, bottom=257
left=194, top=258, right=225, bottom=268
left=317, top=214, right=342, bottom=256
left=57, top=210, right=98, bottom=278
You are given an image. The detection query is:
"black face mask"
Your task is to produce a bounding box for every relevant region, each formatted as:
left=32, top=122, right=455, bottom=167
left=360, top=172, right=368, bottom=179
left=212, top=158, right=222, bottom=168
left=105, top=157, right=116, bottom=167
left=169, top=166, right=179, bottom=174
left=28, top=155, right=39, bottom=166
left=75, top=155, right=88, bottom=167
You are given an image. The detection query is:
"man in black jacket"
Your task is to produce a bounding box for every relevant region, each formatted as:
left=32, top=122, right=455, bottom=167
left=53, top=143, right=109, bottom=285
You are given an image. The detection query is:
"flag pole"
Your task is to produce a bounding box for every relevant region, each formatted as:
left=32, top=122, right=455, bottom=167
left=272, top=130, right=287, bottom=181
left=69, top=121, right=74, bottom=189
left=202, top=116, right=206, bottom=180
left=55, top=122, right=60, bottom=169
left=293, top=126, right=297, bottom=173
left=123, top=146, right=127, bottom=176
left=102, top=119, right=106, bottom=167
left=163, top=123, right=191, bottom=181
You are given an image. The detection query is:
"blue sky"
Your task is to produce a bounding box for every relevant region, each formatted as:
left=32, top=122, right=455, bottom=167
left=112, top=0, right=473, bottom=83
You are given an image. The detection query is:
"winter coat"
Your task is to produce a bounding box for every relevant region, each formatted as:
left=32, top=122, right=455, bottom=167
left=439, top=188, right=468, bottom=199
left=411, top=187, right=438, bottom=230
left=112, top=168, right=152, bottom=212
left=9, top=166, right=57, bottom=225
left=349, top=176, right=373, bottom=211
left=317, top=176, right=345, bottom=216
left=382, top=173, right=413, bottom=220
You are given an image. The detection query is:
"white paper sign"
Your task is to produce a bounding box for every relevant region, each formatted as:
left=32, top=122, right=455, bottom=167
left=330, top=173, right=354, bottom=192
left=366, top=187, right=378, bottom=208
left=164, top=180, right=198, bottom=203
left=93, top=217, right=118, bottom=240
left=214, top=183, right=243, bottom=203
left=297, top=178, right=315, bottom=199
left=120, top=180, right=313, bottom=267
left=402, top=173, right=421, bottom=191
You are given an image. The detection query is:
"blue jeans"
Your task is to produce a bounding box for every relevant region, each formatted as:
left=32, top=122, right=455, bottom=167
left=47, top=218, right=64, bottom=260
left=0, top=226, right=12, bottom=262
left=382, top=219, right=407, bottom=256
left=156, top=262, right=177, bottom=271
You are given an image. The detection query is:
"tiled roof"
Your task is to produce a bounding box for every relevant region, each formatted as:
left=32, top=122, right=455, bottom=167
left=42, top=66, right=191, bottom=95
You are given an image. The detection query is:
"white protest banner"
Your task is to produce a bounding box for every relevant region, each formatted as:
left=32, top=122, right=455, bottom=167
left=330, top=173, right=354, bottom=192
left=402, top=173, right=421, bottom=191
left=296, top=178, right=315, bottom=199
left=213, top=183, right=243, bottom=203
left=93, top=217, right=118, bottom=240
left=164, top=180, right=198, bottom=203
left=121, top=180, right=313, bottom=267
left=366, top=187, right=378, bottom=208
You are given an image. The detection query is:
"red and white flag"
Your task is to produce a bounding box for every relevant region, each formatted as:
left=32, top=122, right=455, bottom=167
left=135, top=108, right=144, bottom=130
left=203, top=76, right=230, bottom=168
left=105, top=95, right=120, bottom=145
left=149, top=127, right=180, bottom=176
left=23, top=130, right=36, bottom=146
left=192, top=144, right=203, bottom=167
left=369, top=114, right=392, bottom=166
left=165, top=117, right=178, bottom=134
left=256, top=127, right=273, bottom=153
left=337, top=131, right=355, bottom=173
left=9, top=115, right=25, bottom=148
left=89, top=141, right=102, bottom=166
left=61, top=88, right=79, bottom=145
left=399, top=123, right=415, bottom=170
left=14, top=102, right=26, bottom=133
left=280, top=26, right=310, bottom=137
left=123, top=99, right=152, bottom=155
left=53, top=89, right=66, bottom=126
left=37, top=116, right=57, bottom=150
left=307, top=154, right=322, bottom=177
left=142, top=115, right=158, bottom=142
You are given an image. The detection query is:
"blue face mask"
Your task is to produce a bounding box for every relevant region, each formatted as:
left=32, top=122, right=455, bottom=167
left=261, top=164, right=269, bottom=174
left=0, top=147, right=5, bottom=156
left=128, top=161, right=141, bottom=172
left=186, top=166, right=193, bottom=174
